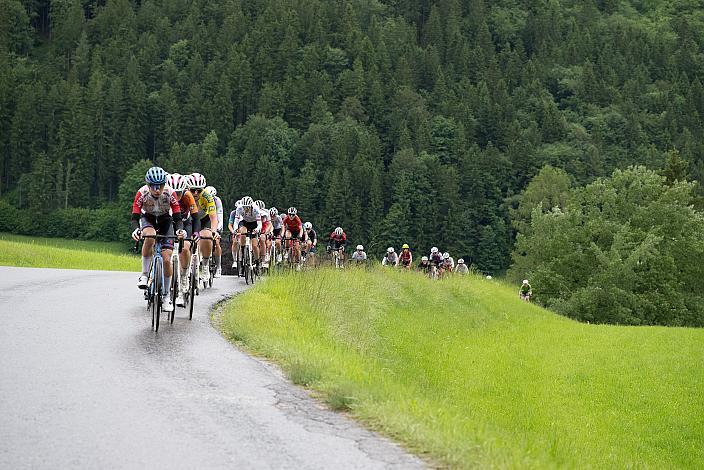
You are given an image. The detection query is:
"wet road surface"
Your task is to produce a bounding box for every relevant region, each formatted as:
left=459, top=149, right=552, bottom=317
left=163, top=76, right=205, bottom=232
left=0, top=266, right=424, bottom=469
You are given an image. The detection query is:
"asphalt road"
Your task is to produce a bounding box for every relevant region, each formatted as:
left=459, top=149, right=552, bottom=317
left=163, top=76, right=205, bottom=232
left=0, top=266, right=424, bottom=469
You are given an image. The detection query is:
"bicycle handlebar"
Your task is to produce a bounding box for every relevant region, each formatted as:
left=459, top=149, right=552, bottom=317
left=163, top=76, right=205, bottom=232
left=134, top=234, right=184, bottom=253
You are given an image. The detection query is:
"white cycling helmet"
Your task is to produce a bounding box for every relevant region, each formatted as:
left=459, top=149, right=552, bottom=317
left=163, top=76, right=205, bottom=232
left=443, top=252, right=450, bottom=259
left=431, top=247, right=438, bottom=253
left=188, top=172, right=206, bottom=189
left=288, top=207, right=297, bottom=216
left=523, top=279, right=529, bottom=285
left=387, top=247, right=394, bottom=253
left=269, top=207, right=278, bottom=216
left=167, top=173, right=181, bottom=188
left=458, top=258, right=465, bottom=264
left=172, top=175, right=188, bottom=192
left=356, top=244, right=364, bottom=251
left=421, top=256, right=429, bottom=261
left=205, top=185, right=217, bottom=196
left=486, top=275, right=492, bottom=280
left=254, top=200, right=265, bottom=210
left=241, top=196, right=254, bottom=207
left=304, top=222, right=312, bottom=230
left=334, top=227, right=343, bottom=236
left=235, top=199, right=243, bottom=208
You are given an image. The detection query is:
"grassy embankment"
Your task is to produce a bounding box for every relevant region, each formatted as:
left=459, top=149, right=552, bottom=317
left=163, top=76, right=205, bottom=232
left=221, top=268, right=704, bottom=469
left=0, top=233, right=138, bottom=271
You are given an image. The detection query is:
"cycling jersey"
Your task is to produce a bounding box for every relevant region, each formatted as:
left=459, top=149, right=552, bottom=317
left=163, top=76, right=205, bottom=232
left=213, top=195, right=223, bottom=232
left=399, top=250, right=412, bottom=264
left=130, top=185, right=183, bottom=234
left=442, top=258, right=455, bottom=270
left=417, top=262, right=431, bottom=272
left=429, top=253, right=442, bottom=265
left=455, top=264, right=469, bottom=274
left=382, top=253, right=398, bottom=266
left=271, top=214, right=283, bottom=230
left=329, top=232, right=346, bottom=243
left=234, top=206, right=263, bottom=233
left=228, top=210, right=237, bottom=228
left=351, top=251, right=367, bottom=261
left=196, top=189, right=217, bottom=219
left=520, top=284, right=532, bottom=294
left=178, top=190, right=198, bottom=220
left=306, top=229, right=317, bottom=243
left=282, top=215, right=303, bottom=232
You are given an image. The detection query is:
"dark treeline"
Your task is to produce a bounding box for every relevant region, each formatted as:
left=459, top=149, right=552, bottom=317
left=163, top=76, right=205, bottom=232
left=2, top=0, right=704, bottom=274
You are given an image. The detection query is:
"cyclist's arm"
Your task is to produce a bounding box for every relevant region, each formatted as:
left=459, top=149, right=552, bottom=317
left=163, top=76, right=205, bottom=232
left=169, top=192, right=184, bottom=232
left=130, top=191, right=142, bottom=231
left=215, top=197, right=224, bottom=232
left=192, top=215, right=201, bottom=235
left=255, top=211, right=262, bottom=233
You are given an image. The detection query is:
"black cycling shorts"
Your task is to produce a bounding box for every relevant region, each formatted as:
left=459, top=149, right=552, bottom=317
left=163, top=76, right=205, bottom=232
left=238, top=220, right=259, bottom=237
left=140, top=215, right=175, bottom=250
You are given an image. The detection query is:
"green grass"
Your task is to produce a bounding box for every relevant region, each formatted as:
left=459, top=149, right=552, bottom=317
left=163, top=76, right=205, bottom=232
left=221, top=268, right=704, bottom=469
left=0, top=233, right=139, bottom=271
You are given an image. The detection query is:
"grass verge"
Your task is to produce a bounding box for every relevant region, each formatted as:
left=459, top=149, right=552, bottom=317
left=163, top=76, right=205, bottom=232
left=0, top=233, right=138, bottom=271
left=221, top=268, right=704, bottom=469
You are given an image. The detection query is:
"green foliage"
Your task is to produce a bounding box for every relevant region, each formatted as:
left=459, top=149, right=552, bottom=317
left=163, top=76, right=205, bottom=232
left=222, top=268, right=704, bottom=468
left=510, top=166, right=704, bottom=326
left=5, top=0, right=704, bottom=284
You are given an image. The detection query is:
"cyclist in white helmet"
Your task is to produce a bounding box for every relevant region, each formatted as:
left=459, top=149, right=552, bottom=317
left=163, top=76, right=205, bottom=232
left=269, top=207, right=284, bottom=263
left=351, top=244, right=367, bottom=263
left=254, top=200, right=272, bottom=267
left=234, top=196, right=263, bottom=268
left=227, top=199, right=242, bottom=269
left=205, top=185, right=224, bottom=277
left=327, top=227, right=347, bottom=267
left=455, top=258, right=469, bottom=274
left=187, top=173, right=219, bottom=280
left=382, top=247, right=399, bottom=267
left=303, top=221, right=317, bottom=265
left=281, top=207, right=304, bottom=266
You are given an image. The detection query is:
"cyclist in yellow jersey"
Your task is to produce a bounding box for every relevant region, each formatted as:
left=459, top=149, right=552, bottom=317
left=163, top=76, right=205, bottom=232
left=188, top=173, right=219, bottom=279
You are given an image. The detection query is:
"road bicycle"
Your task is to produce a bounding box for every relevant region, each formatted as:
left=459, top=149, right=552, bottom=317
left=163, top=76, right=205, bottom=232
left=183, top=235, right=212, bottom=321
left=136, top=235, right=182, bottom=332
left=238, top=230, right=257, bottom=285
left=331, top=246, right=345, bottom=269
left=283, top=237, right=304, bottom=272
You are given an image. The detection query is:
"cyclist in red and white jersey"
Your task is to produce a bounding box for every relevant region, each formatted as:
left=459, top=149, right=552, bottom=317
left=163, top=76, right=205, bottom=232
left=131, top=167, right=185, bottom=313
left=328, top=227, right=347, bottom=265
left=281, top=207, right=304, bottom=264
left=169, top=173, right=199, bottom=306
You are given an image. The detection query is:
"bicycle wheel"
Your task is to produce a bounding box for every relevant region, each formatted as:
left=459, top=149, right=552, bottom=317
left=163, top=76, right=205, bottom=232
left=244, top=248, right=251, bottom=285
left=188, top=257, right=197, bottom=320
left=170, top=256, right=178, bottom=324
left=153, top=259, right=163, bottom=332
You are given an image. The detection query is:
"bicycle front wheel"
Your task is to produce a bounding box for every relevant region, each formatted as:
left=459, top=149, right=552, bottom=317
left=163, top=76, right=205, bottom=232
left=153, top=260, right=163, bottom=332
left=188, top=257, right=197, bottom=320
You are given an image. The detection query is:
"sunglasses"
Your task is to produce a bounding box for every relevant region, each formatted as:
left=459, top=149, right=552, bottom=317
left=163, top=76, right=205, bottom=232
left=149, top=184, right=164, bottom=191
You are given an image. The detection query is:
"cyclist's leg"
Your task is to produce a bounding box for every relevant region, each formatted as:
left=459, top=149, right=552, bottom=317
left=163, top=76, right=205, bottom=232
left=180, top=219, right=193, bottom=282
left=199, top=217, right=213, bottom=270
left=159, top=218, right=175, bottom=300
left=214, top=234, right=222, bottom=273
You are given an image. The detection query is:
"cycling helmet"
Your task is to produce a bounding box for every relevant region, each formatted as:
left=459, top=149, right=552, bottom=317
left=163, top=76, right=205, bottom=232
left=421, top=256, right=429, bottom=262
left=443, top=252, right=450, bottom=259
left=145, top=167, right=168, bottom=185
left=288, top=207, right=297, bottom=216
left=172, top=175, right=188, bottom=192
left=269, top=207, right=278, bottom=216
left=486, top=275, right=492, bottom=280
left=254, top=200, right=265, bottom=210
left=431, top=247, right=438, bottom=253
left=458, top=258, right=465, bottom=264
left=167, top=172, right=181, bottom=188
left=523, top=279, right=529, bottom=285
left=334, top=227, right=343, bottom=236
left=356, top=244, right=364, bottom=251
left=304, top=222, right=312, bottom=230
left=205, top=185, right=217, bottom=196
left=402, top=243, right=409, bottom=249
left=188, top=172, right=206, bottom=189
left=241, top=196, right=254, bottom=208
left=387, top=247, right=395, bottom=253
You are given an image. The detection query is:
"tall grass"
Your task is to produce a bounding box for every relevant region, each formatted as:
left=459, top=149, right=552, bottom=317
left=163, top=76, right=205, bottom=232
left=221, top=268, right=704, bottom=468
left=0, top=233, right=138, bottom=271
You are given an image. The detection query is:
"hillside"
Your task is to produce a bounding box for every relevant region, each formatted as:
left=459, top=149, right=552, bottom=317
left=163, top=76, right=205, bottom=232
left=221, top=269, right=704, bottom=468
left=3, top=0, right=704, bottom=273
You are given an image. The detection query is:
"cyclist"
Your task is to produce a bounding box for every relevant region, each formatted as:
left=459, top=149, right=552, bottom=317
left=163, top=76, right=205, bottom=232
left=187, top=173, right=219, bottom=280
left=227, top=200, right=242, bottom=269
left=234, top=196, right=263, bottom=268
left=269, top=207, right=284, bottom=263
left=254, top=200, right=272, bottom=267
left=520, top=280, right=532, bottom=301
left=382, top=247, right=398, bottom=267
left=417, top=256, right=431, bottom=274
left=440, top=252, right=455, bottom=277
left=131, top=167, right=185, bottom=313
left=428, top=247, right=442, bottom=279
left=205, top=186, right=224, bottom=278
left=351, top=244, right=367, bottom=263
left=399, top=243, right=412, bottom=269
left=170, top=174, right=199, bottom=307
left=327, top=227, right=347, bottom=266
left=281, top=207, right=304, bottom=265
left=455, top=258, right=469, bottom=275
left=303, top=222, right=317, bottom=265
